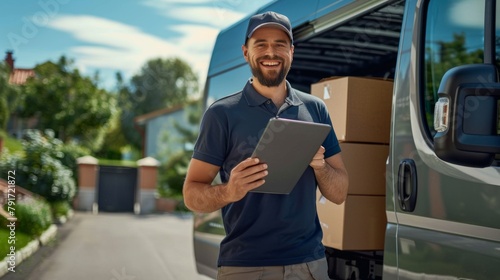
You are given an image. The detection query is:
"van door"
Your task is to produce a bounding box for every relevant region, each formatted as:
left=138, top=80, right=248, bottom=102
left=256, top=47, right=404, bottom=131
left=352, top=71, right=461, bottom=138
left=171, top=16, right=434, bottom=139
left=386, top=0, right=500, bottom=279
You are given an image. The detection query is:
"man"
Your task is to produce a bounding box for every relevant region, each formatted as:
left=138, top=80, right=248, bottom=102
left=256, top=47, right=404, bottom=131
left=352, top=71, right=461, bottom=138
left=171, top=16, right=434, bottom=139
left=183, top=11, right=348, bottom=280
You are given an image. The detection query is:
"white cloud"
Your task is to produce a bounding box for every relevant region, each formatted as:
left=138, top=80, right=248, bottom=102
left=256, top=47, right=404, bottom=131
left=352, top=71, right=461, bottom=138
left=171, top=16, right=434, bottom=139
left=448, top=0, right=500, bottom=29
left=141, top=0, right=270, bottom=29
left=46, top=14, right=210, bottom=90
left=171, top=24, right=220, bottom=53
left=161, top=6, right=246, bottom=29
left=44, top=1, right=273, bottom=90
left=449, top=0, right=484, bottom=27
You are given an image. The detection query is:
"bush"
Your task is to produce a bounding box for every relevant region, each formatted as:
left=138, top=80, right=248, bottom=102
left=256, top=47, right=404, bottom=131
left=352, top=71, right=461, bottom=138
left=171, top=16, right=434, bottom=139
left=158, top=151, right=190, bottom=198
left=5, top=198, right=53, bottom=237
left=0, top=96, right=8, bottom=131
left=50, top=200, right=72, bottom=219
left=59, top=142, right=90, bottom=182
left=0, top=130, right=77, bottom=202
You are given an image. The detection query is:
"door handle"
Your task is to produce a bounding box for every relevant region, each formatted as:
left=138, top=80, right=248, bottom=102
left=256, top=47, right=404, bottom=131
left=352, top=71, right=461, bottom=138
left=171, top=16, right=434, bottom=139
left=397, top=159, right=418, bottom=212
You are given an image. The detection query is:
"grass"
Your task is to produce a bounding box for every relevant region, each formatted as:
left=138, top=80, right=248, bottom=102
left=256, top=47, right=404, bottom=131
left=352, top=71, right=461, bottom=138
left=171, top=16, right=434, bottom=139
left=98, top=158, right=138, bottom=167
left=50, top=201, right=71, bottom=219
left=0, top=227, right=33, bottom=257
left=2, top=135, right=24, bottom=155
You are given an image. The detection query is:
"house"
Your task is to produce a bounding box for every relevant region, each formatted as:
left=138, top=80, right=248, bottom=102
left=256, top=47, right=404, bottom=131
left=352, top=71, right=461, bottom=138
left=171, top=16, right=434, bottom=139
left=3, top=51, right=36, bottom=138
left=134, top=101, right=199, bottom=162
left=5, top=51, right=35, bottom=85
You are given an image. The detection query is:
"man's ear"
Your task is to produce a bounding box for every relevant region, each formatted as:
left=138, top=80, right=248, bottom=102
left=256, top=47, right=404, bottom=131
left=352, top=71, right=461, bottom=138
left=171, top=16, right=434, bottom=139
left=242, top=45, right=249, bottom=62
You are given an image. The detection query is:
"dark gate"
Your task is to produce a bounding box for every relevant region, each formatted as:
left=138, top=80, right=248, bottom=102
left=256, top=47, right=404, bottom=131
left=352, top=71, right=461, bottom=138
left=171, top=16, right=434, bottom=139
left=97, top=165, right=137, bottom=212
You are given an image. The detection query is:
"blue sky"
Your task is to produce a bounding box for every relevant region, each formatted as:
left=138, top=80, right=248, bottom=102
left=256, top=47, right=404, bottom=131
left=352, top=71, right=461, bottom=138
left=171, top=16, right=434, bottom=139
left=0, top=0, right=274, bottom=91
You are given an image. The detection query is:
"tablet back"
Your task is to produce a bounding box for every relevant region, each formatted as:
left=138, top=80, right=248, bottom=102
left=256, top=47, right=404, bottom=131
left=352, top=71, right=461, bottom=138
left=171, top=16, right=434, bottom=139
left=250, top=118, right=331, bottom=194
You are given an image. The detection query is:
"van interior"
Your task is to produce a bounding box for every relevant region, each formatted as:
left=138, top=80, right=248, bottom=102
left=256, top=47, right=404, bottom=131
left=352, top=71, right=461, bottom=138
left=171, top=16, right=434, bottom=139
left=287, top=0, right=405, bottom=93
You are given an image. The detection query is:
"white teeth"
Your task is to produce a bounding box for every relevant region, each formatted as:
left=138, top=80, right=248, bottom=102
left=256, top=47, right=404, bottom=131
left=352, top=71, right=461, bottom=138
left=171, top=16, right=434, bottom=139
left=262, top=62, right=279, bottom=66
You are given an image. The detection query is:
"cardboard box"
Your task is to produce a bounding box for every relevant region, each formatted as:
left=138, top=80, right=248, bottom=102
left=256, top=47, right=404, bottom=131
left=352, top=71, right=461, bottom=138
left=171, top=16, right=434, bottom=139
left=340, top=142, right=388, bottom=195
left=311, top=77, right=393, bottom=144
left=317, top=192, right=386, bottom=251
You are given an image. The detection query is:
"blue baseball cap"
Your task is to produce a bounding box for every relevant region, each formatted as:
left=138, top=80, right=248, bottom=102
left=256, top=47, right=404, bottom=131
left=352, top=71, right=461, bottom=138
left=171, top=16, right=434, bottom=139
left=245, top=11, right=293, bottom=44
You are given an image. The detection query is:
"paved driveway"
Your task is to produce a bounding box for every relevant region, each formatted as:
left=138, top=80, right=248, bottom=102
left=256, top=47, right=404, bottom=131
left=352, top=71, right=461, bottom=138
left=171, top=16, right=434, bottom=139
left=4, top=212, right=213, bottom=280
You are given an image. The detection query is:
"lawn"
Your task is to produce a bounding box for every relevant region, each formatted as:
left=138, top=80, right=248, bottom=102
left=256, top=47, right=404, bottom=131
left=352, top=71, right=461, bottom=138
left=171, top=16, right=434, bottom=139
left=3, top=135, right=24, bottom=155
left=0, top=227, right=33, bottom=257
left=98, top=158, right=138, bottom=167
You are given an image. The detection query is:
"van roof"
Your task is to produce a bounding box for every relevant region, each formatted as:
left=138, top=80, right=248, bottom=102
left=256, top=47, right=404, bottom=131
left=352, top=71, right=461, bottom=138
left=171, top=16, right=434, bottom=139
left=208, top=0, right=324, bottom=78
left=208, top=0, right=404, bottom=92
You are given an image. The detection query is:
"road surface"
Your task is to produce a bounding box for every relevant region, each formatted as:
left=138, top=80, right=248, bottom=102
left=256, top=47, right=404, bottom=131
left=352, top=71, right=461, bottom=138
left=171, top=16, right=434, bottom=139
left=3, top=212, right=213, bottom=280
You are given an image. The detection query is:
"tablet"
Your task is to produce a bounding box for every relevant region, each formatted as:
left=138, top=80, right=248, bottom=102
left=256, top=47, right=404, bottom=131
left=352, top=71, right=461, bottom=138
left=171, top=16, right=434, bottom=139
left=250, top=118, right=331, bottom=194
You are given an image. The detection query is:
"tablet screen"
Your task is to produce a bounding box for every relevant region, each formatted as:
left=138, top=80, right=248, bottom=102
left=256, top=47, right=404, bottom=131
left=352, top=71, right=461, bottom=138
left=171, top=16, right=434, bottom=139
left=250, top=118, right=331, bottom=194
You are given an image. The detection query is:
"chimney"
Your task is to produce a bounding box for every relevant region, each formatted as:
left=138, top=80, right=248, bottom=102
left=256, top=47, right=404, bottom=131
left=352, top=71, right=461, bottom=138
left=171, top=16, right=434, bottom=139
left=4, top=51, right=14, bottom=70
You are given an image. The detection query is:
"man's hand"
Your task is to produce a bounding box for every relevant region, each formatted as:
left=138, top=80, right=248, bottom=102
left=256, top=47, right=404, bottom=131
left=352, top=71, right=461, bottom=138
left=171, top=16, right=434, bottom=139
left=311, top=147, right=349, bottom=205
left=310, top=146, right=327, bottom=170
left=183, top=158, right=268, bottom=213
left=226, top=158, right=268, bottom=202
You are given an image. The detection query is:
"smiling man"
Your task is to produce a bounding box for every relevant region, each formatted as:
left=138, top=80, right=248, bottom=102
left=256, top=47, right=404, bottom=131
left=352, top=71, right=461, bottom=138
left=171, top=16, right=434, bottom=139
left=183, top=11, right=349, bottom=280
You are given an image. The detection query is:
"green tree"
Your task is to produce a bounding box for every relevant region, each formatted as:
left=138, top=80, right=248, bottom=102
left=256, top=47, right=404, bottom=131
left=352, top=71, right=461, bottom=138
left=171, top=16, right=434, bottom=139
left=0, top=62, right=20, bottom=131
left=425, top=33, right=483, bottom=98
left=95, top=106, right=130, bottom=160
left=119, top=57, right=199, bottom=149
left=19, top=56, right=116, bottom=151
left=115, top=72, right=142, bottom=151
left=424, top=33, right=484, bottom=129
left=158, top=100, right=202, bottom=198
left=131, top=57, right=199, bottom=113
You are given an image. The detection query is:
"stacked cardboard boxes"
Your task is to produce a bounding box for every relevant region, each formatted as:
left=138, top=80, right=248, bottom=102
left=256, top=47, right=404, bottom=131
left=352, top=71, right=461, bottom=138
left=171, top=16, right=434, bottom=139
left=311, top=76, right=393, bottom=250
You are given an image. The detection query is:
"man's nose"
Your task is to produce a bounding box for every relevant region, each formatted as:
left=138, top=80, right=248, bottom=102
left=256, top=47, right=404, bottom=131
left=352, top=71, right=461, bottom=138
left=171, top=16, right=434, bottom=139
left=264, top=45, right=277, bottom=56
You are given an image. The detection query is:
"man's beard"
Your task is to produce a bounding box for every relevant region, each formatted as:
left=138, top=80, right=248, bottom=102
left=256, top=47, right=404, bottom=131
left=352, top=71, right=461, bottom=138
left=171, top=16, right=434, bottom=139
left=250, top=56, right=289, bottom=87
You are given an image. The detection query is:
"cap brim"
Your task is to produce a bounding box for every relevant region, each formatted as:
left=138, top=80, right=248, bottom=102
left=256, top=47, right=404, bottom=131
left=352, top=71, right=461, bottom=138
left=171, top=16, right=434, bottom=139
left=247, top=22, right=293, bottom=42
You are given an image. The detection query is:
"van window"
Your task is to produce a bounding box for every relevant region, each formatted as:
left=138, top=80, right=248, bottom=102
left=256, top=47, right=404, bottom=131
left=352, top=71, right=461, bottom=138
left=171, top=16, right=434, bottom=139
left=205, top=65, right=250, bottom=107
left=496, top=2, right=500, bottom=136
left=423, top=0, right=485, bottom=136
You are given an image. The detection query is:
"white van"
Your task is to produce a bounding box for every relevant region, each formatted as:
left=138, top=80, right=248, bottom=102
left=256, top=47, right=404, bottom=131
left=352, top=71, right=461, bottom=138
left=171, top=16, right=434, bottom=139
left=193, top=0, right=500, bottom=279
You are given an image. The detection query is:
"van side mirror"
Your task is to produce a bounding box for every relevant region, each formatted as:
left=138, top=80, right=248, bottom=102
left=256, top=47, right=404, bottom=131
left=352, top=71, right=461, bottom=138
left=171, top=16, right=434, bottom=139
left=433, top=64, right=500, bottom=167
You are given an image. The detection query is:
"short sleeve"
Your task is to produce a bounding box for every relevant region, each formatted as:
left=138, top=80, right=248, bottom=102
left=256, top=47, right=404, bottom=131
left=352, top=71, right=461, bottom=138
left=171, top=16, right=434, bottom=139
left=318, top=101, right=341, bottom=158
left=192, top=106, right=228, bottom=167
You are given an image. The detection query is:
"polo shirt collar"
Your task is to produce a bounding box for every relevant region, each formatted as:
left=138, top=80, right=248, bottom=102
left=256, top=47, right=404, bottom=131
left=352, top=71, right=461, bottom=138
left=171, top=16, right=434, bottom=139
left=243, top=79, right=304, bottom=107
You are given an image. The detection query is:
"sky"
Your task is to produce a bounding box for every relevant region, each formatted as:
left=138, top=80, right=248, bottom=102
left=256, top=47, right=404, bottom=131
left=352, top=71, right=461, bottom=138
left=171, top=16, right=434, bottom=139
left=0, top=0, right=274, bottom=92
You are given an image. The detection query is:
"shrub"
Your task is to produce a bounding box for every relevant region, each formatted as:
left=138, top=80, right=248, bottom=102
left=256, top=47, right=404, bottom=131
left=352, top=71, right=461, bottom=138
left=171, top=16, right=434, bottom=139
left=59, top=142, right=90, bottom=182
left=50, top=200, right=72, bottom=219
left=158, top=151, right=189, bottom=198
left=7, top=198, right=53, bottom=237
left=0, top=130, right=77, bottom=202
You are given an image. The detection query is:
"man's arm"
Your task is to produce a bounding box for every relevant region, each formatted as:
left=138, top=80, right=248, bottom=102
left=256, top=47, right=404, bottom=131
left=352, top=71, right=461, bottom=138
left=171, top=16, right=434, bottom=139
left=310, top=146, right=349, bottom=204
left=183, top=158, right=268, bottom=213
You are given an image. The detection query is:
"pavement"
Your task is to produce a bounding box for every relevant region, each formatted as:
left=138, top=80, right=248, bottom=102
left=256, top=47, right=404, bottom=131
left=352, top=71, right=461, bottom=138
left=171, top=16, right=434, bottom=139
left=2, top=211, right=213, bottom=280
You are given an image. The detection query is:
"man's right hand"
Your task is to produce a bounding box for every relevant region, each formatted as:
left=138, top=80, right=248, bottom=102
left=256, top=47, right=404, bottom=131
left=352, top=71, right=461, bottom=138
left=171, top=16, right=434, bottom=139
left=226, top=158, right=268, bottom=202
left=183, top=158, right=267, bottom=213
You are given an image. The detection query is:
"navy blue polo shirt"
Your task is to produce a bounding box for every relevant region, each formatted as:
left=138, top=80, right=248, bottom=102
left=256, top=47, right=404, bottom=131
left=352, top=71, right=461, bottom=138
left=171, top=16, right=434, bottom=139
left=192, top=79, right=341, bottom=267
